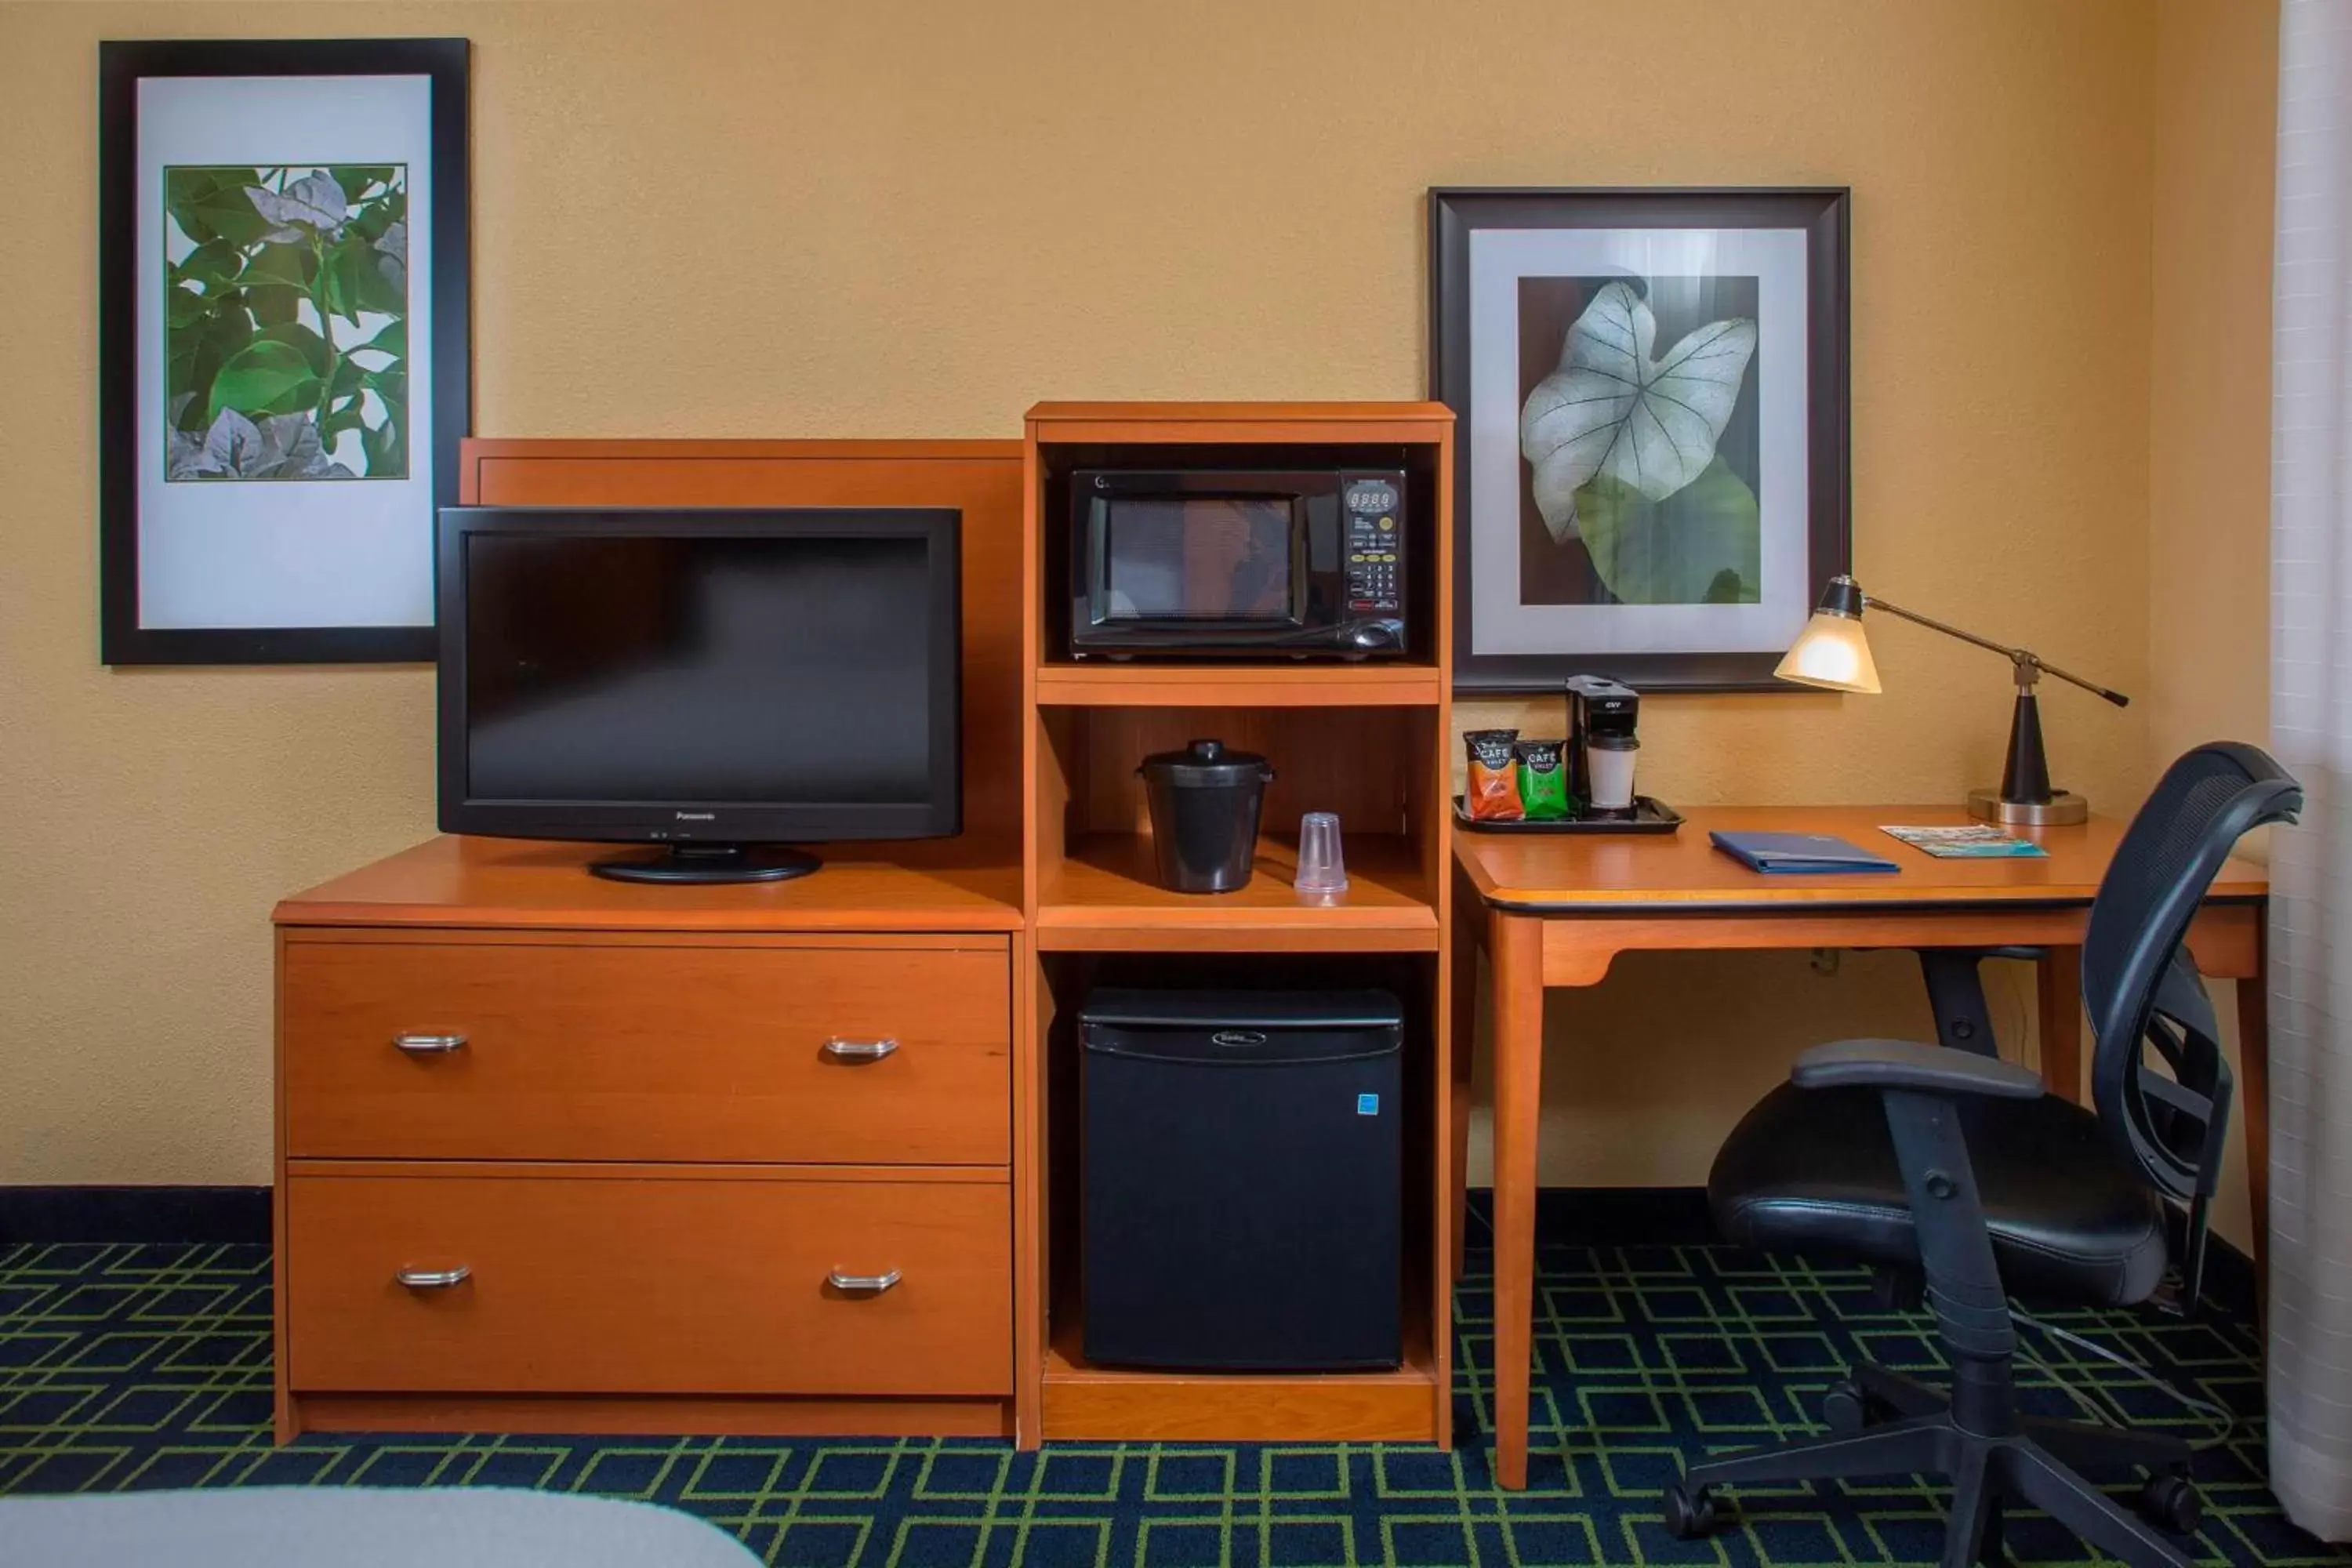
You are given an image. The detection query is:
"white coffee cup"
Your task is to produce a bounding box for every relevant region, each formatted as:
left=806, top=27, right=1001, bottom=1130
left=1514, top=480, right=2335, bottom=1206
left=1587, top=733, right=1639, bottom=811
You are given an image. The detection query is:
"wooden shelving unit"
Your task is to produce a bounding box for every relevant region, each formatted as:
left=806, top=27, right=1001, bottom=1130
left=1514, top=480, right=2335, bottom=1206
left=1018, top=401, right=1457, bottom=1446
left=1036, top=833, right=1438, bottom=952
left=1034, top=664, right=1444, bottom=708
left=1040, top=1298, right=1441, bottom=1442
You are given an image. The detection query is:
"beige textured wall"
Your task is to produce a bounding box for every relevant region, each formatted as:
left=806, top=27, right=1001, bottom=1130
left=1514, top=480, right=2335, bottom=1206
left=2151, top=0, right=2278, bottom=774
left=2139, top=0, right=2281, bottom=1249
left=0, top=2, right=2257, bottom=1242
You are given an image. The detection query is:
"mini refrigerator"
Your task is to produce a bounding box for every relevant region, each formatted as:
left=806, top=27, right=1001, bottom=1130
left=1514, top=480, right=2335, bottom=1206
left=1079, top=987, right=1403, bottom=1370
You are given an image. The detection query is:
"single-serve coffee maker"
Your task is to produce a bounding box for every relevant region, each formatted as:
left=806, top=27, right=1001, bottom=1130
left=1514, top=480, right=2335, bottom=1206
left=1566, top=676, right=1641, bottom=818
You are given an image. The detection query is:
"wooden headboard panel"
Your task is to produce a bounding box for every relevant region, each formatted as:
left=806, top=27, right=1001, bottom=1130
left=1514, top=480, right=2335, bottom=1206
left=459, top=438, right=1026, bottom=843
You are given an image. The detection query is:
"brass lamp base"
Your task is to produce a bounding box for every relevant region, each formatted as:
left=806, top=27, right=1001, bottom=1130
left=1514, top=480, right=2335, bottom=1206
left=1967, top=787, right=2088, bottom=826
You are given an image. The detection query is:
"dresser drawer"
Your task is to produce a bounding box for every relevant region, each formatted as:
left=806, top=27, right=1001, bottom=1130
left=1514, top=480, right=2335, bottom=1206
left=282, top=940, right=1009, bottom=1164
left=284, top=1171, right=1011, bottom=1396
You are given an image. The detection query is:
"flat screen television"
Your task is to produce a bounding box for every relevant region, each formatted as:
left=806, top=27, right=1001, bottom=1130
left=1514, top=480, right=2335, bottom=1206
left=437, top=507, right=960, bottom=884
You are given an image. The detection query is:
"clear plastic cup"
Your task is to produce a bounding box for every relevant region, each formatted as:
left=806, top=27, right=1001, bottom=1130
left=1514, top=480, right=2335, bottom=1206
left=1295, top=811, right=1348, bottom=897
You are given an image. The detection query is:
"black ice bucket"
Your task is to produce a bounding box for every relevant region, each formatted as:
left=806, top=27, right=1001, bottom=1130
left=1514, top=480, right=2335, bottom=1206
left=1135, top=739, right=1275, bottom=894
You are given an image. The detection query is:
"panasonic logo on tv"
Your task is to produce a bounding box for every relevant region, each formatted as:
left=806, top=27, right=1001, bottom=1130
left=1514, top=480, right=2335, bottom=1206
left=673, top=811, right=717, bottom=822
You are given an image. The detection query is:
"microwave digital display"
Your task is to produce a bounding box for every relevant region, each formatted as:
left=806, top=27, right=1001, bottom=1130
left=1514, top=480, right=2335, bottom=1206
left=1103, top=499, right=1293, bottom=621
left=1070, top=467, right=1409, bottom=660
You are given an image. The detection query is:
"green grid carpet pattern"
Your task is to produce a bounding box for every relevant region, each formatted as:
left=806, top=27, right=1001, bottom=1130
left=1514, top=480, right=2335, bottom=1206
left=2, top=1215, right=2343, bottom=1566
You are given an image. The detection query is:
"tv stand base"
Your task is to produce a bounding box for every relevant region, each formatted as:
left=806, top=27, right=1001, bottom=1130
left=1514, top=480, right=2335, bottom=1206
left=590, top=843, right=821, bottom=884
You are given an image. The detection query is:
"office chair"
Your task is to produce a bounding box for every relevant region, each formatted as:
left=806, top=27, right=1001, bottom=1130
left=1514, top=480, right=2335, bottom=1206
left=1664, top=742, right=2302, bottom=1568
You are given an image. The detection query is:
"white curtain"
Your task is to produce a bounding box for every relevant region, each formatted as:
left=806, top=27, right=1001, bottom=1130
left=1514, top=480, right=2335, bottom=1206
left=2269, top=0, right=2352, bottom=1542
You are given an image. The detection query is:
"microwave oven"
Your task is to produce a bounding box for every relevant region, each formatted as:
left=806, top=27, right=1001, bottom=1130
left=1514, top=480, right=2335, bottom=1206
left=1069, top=469, right=1409, bottom=658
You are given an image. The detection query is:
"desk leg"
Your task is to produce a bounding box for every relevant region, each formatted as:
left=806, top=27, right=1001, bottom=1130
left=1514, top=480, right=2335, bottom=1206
left=2035, top=947, right=2085, bottom=1105
left=2239, top=921, right=2271, bottom=1296
left=1490, top=912, right=1544, bottom=1492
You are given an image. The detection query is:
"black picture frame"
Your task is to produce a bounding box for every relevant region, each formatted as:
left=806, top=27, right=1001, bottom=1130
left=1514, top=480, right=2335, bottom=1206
left=99, top=38, right=470, bottom=666
left=1429, top=187, right=1850, bottom=692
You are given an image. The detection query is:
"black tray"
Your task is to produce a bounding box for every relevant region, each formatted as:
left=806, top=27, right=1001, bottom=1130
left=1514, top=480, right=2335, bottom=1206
left=1452, top=794, right=1683, bottom=834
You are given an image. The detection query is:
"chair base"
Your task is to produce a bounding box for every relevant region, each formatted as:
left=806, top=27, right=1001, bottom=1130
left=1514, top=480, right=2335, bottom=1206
left=1669, top=1363, right=2199, bottom=1568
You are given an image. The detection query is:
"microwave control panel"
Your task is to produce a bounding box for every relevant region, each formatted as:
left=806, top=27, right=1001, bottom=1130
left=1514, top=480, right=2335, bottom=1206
left=1341, top=473, right=1406, bottom=613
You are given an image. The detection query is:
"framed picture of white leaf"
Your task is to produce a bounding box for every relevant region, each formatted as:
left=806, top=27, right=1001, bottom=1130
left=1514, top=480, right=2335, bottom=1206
left=99, top=38, right=470, bottom=665
left=1430, top=188, right=1850, bottom=691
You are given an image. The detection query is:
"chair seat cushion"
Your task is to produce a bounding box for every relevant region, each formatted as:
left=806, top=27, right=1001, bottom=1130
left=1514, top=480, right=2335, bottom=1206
left=1708, top=1082, right=2171, bottom=1306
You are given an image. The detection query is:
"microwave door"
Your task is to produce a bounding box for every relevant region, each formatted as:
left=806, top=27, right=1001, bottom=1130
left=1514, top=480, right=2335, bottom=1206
left=1300, top=491, right=1340, bottom=625
left=1088, top=493, right=1307, bottom=635
left=1068, top=470, right=1402, bottom=656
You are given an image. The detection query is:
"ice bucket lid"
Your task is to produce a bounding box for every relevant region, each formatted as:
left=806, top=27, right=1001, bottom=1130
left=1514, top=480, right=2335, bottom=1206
left=1135, top=738, right=1273, bottom=786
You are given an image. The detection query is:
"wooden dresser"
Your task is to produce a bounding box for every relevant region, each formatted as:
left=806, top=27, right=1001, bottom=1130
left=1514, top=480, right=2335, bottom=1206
left=273, top=834, right=1026, bottom=1439
left=270, top=437, right=1035, bottom=1441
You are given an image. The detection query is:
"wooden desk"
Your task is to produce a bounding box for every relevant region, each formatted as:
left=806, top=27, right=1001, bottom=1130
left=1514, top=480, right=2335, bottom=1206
left=1450, top=805, right=2270, bottom=1491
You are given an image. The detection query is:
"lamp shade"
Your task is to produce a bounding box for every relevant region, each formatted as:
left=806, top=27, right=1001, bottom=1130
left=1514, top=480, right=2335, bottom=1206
left=1775, top=609, right=1882, bottom=694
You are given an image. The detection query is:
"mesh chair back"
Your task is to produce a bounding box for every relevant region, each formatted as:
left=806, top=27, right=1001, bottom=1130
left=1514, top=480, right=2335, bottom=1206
left=2084, top=743, right=2301, bottom=1225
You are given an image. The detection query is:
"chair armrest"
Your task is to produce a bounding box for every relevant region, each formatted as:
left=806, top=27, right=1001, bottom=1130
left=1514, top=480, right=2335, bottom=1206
left=1792, top=1038, right=2045, bottom=1100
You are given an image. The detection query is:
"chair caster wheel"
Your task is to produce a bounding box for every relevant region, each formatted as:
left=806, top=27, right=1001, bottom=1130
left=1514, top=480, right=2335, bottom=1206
left=1663, top=1481, right=1728, bottom=1539
left=2140, top=1472, right=2202, bottom=1534
left=1822, top=1377, right=1872, bottom=1433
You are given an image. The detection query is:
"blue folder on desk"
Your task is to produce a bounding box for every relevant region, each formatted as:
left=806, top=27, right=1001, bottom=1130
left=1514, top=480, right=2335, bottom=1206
left=1710, top=830, right=1900, bottom=874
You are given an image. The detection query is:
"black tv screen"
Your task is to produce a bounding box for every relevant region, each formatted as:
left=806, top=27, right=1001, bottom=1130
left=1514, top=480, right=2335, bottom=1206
left=437, top=508, right=960, bottom=855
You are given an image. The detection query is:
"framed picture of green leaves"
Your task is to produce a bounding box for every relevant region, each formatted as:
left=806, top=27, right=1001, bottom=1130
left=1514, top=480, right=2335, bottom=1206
left=99, top=38, right=470, bottom=664
left=1430, top=188, right=1850, bottom=691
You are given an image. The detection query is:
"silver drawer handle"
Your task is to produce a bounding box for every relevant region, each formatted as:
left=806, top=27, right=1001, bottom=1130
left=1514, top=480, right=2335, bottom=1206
left=393, top=1032, right=467, bottom=1055
left=395, top=1265, right=472, bottom=1290
left=821, top=1036, right=898, bottom=1062
left=826, top=1268, right=902, bottom=1294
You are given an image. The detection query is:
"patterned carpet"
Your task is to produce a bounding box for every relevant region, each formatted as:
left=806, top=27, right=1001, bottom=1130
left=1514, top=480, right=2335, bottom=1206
left=1, top=1207, right=2343, bottom=1566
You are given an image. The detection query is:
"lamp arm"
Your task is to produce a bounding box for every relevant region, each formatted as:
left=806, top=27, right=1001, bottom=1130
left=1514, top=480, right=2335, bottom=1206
left=1860, top=593, right=2019, bottom=661
left=1860, top=593, right=2130, bottom=709
left=2027, top=655, right=2132, bottom=708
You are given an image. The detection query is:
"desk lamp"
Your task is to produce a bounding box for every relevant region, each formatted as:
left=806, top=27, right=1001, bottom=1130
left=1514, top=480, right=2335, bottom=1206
left=1774, top=575, right=2129, bottom=826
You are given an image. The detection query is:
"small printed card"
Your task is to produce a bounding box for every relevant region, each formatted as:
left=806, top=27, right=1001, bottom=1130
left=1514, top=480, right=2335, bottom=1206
left=1881, top=825, right=2049, bottom=859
